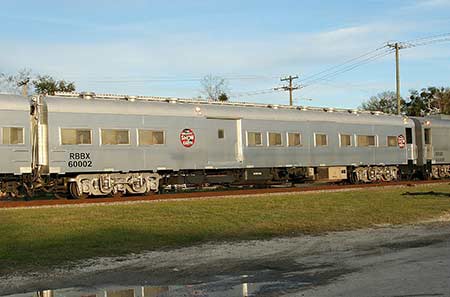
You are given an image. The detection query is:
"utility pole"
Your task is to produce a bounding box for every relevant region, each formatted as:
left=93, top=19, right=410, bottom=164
left=387, top=42, right=406, bottom=115
left=275, top=75, right=299, bottom=106
left=18, top=78, right=30, bottom=97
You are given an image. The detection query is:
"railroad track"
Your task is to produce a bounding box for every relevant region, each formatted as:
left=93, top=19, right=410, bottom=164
left=0, top=179, right=448, bottom=209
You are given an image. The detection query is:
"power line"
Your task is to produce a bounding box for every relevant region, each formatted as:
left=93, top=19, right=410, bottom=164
left=231, top=88, right=281, bottom=98
left=385, top=32, right=450, bottom=114
left=301, top=49, right=394, bottom=87
left=402, top=32, right=450, bottom=45
left=300, top=44, right=388, bottom=82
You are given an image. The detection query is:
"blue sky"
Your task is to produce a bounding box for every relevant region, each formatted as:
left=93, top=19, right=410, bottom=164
left=1, top=0, right=449, bottom=108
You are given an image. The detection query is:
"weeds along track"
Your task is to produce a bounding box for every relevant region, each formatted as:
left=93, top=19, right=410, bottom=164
left=0, top=179, right=448, bottom=209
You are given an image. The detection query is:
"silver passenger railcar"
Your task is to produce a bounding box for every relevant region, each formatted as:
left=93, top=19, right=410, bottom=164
left=0, top=95, right=32, bottom=197
left=36, top=92, right=417, bottom=198
left=0, top=92, right=449, bottom=199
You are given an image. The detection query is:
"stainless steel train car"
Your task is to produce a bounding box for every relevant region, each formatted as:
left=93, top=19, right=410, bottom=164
left=0, top=92, right=448, bottom=199
left=0, top=95, right=32, bottom=197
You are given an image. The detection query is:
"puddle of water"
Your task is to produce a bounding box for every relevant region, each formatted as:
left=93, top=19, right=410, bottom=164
left=1, top=279, right=309, bottom=297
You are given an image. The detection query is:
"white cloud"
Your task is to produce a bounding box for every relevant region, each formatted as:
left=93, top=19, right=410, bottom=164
left=411, top=0, right=450, bottom=8
left=1, top=19, right=448, bottom=106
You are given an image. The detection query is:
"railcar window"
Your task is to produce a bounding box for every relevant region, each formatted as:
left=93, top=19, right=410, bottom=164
left=340, top=134, right=351, bottom=147
left=424, top=128, right=431, bottom=145
left=101, top=129, right=130, bottom=145
left=387, top=136, right=397, bottom=147
left=315, top=133, right=328, bottom=147
left=247, top=132, right=262, bottom=146
left=357, top=135, right=376, bottom=147
left=1, top=127, right=24, bottom=145
left=138, top=130, right=164, bottom=145
left=268, top=132, right=282, bottom=146
left=288, top=133, right=301, bottom=146
left=61, top=128, right=92, bottom=145
left=218, top=129, right=225, bottom=139
left=406, top=128, right=413, bottom=144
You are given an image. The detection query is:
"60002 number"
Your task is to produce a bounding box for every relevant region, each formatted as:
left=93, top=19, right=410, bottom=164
left=68, top=160, right=92, bottom=168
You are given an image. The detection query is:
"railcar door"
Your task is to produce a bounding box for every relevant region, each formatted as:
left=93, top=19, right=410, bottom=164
left=405, top=127, right=416, bottom=163
left=424, top=128, right=433, bottom=161
left=205, top=118, right=242, bottom=167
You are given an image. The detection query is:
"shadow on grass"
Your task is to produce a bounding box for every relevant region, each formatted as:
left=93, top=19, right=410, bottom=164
left=402, top=191, right=450, bottom=198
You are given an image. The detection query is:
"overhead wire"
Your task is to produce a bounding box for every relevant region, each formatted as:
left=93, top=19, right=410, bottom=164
left=299, top=44, right=388, bottom=82
left=402, top=32, right=450, bottom=45
left=300, top=48, right=395, bottom=88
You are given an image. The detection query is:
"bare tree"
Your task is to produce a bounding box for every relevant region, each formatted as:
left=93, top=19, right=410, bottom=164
left=200, top=74, right=230, bottom=101
left=0, top=69, right=32, bottom=95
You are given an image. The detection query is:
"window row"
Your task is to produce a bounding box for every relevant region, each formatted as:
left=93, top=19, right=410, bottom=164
left=0, top=127, right=24, bottom=145
left=247, top=132, right=400, bottom=148
left=60, top=128, right=165, bottom=145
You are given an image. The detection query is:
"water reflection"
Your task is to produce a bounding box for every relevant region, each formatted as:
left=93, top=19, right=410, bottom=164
left=8, top=283, right=255, bottom=297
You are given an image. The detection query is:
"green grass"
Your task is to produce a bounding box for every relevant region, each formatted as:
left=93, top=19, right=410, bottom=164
left=1, top=184, right=450, bottom=274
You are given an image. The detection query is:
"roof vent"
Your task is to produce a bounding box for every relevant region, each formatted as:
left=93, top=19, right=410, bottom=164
left=79, top=92, right=95, bottom=100
left=124, top=95, right=136, bottom=102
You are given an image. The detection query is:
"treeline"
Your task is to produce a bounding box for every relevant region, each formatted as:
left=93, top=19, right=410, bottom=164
left=0, top=69, right=75, bottom=96
left=360, top=87, right=450, bottom=116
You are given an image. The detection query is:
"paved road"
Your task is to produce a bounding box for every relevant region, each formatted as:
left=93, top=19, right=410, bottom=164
left=296, top=227, right=450, bottom=297
left=2, top=222, right=450, bottom=296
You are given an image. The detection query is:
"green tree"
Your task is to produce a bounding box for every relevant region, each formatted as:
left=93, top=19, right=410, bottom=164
left=406, top=87, right=450, bottom=116
left=431, top=87, right=450, bottom=115
left=33, top=75, right=75, bottom=95
left=217, top=92, right=229, bottom=102
left=407, top=89, right=429, bottom=116
left=360, top=91, right=405, bottom=114
left=1, top=70, right=75, bottom=96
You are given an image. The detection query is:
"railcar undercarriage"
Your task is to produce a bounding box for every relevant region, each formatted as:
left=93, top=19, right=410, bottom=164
left=1, top=163, right=449, bottom=200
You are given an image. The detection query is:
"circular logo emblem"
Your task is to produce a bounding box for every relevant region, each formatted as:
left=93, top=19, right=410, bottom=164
left=180, top=128, right=195, bottom=148
left=398, top=134, right=406, bottom=149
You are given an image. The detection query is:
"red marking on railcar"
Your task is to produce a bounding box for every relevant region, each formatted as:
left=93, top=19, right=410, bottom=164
left=398, top=135, right=406, bottom=148
left=180, top=128, right=195, bottom=148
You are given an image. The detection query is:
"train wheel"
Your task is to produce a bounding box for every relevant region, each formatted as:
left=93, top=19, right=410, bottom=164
left=69, top=183, right=88, bottom=199
left=110, top=190, right=125, bottom=198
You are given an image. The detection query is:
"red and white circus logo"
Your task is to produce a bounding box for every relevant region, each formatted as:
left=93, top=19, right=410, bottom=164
left=180, top=128, right=195, bottom=148
left=397, top=134, right=406, bottom=149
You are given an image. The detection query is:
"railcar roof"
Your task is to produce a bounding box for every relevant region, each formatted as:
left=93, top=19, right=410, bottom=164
left=44, top=93, right=414, bottom=126
left=0, top=94, right=31, bottom=110
left=424, top=115, right=450, bottom=128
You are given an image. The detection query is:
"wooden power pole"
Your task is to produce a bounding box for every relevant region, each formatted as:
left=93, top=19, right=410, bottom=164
left=275, top=75, right=299, bottom=106
left=387, top=42, right=406, bottom=115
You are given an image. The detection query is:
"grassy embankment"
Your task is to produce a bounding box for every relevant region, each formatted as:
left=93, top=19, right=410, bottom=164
left=1, top=183, right=450, bottom=274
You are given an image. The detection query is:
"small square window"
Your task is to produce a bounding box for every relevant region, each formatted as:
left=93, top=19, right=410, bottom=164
left=247, top=132, right=262, bottom=146
left=315, top=133, right=328, bottom=146
left=357, top=135, right=376, bottom=147
left=218, top=129, right=224, bottom=139
left=101, top=129, right=130, bottom=145
left=288, top=133, right=301, bottom=146
left=340, top=134, right=351, bottom=147
left=268, top=132, right=282, bottom=146
left=387, top=136, right=397, bottom=147
left=1, top=127, right=24, bottom=145
left=61, top=128, right=92, bottom=145
left=139, top=130, right=165, bottom=145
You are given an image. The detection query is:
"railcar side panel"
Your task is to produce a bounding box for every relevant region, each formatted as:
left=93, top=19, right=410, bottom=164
left=0, top=96, right=32, bottom=175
